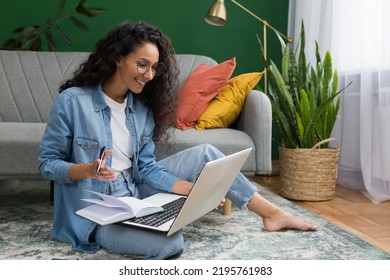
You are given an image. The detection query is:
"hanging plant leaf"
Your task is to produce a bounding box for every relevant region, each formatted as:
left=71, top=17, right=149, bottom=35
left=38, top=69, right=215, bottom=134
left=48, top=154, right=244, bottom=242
left=1, top=38, right=20, bottom=50
left=56, top=26, right=72, bottom=45
left=70, top=16, right=89, bottom=31
left=88, top=7, right=107, bottom=14
left=12, top=25, right=40, bottom=33
left=45, top=17, right=54, bottom=28
left=76, top=4, right=96, bottom=17
left=29, top=37, right=42, bottom=51
left=60, top=0, right=65, bottom=11
left=45, top=31, right=57, bottom=51
left=20, top=26, right=39, bottom=39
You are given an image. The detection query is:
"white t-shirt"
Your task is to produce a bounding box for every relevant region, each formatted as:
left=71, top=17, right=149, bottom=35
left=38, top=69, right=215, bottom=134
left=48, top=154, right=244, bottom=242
left=103, top=94, right=133, bottom=174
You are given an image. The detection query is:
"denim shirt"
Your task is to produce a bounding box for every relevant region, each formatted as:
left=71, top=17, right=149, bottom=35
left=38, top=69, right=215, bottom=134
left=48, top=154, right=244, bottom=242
left=38, top=84, right=178, bottom=253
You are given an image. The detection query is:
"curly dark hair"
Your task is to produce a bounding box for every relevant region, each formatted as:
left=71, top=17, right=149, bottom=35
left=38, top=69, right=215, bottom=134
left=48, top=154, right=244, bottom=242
left=59, top=21, right=179, bottom=142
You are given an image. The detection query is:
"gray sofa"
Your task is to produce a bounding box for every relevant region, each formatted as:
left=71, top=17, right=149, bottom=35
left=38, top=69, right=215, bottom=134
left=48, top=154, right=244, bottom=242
left=0, top=50, right=272, bottom=185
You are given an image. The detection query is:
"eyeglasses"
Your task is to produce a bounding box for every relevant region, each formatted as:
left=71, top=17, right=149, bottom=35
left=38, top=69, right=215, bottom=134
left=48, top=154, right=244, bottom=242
left=134, top=60, right=166, bottom=77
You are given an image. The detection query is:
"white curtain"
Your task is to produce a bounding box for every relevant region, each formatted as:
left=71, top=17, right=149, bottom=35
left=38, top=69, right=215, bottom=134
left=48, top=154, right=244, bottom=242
left=288, top=0, right=390, bottom=202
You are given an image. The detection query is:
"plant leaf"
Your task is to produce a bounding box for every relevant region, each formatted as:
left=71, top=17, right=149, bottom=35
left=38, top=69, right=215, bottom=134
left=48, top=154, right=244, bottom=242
left=295, top=108, right=304, bottom=141
left=332, top=69, right=339, bottom=95
left=288, top=49, right=299, bottom=106
left=326, top=102, right=335, bottom=141
left=270, top=61, right=303, bottom=147
left=60, top=0, right=65, bottom=11
left=69, top=16, right=89, bottom=31
left=315, top=41, right=321, bottom=64
left=88, top=7, right=108, bottom=14
left=45, top=31, right=57, bottom=51
left=270, top=62, right=295, bottom=118
left=298, top=20, right=307, bottom=92
left=303, top=91, right=341, bottom=145
left=76, top=3, right=96, bottom=17
left=320, top=51, right=333, bottom=138
left=56, top=26, right=72, bottom=45
left=281, top=41, right=289, bottom=82
left=257, top=34, right=270, bottom=70
left=12, top=25, right=40, bottom=33
left=29, top=37, right=42, bottom=51
left=272, top=102, right=296, bottom=148
left=300, top=89, right=311, bottom=127
left=335, top=95, right=340, bottom=116
left=20, top=26, right=39, bottom=39
left=322, top=51, right=333, bottom=100
left=1, top=38, right=20, bottom=50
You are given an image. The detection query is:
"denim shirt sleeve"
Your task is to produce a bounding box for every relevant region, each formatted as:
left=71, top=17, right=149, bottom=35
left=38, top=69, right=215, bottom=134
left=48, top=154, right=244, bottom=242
left=137, top=138, right=178, bottom=193
left=38, top=93, right=74, bottom=184
left=131, top=104, right=178, bottom=193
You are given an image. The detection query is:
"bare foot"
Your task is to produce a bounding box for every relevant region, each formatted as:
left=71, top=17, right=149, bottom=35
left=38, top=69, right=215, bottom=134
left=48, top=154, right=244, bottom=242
left=262, top=209, right=318, bottom=232
left=247, top=192, right=317, bottom=232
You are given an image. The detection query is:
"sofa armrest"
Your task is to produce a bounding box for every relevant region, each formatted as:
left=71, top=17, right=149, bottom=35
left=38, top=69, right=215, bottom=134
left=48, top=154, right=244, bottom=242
left=235, top=90, right=272, bottom=174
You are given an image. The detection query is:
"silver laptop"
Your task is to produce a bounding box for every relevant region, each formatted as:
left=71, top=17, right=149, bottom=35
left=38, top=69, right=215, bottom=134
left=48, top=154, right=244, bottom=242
left=120, top=147, right=252, bottom=236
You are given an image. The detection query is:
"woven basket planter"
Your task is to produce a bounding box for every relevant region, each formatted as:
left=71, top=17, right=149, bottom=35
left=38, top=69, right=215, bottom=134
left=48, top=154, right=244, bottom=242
left=278, top=138, right=340, bottom=201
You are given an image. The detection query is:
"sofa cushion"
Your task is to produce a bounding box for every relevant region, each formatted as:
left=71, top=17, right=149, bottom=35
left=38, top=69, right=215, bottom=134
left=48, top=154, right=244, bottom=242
left=175, top=57, right=236, bottom=130
left=0, top=122, right=46, bottom=179
left=195, top=72, right=264, bottom=130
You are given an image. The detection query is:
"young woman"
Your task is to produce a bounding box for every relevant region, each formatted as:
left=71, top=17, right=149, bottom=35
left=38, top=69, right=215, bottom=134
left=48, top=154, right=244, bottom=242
left=39, top=21, right=317, bottom=260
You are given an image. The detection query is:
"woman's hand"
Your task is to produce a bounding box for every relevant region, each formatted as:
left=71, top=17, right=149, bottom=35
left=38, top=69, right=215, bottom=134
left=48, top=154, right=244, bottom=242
left=171, top=179, right=193, bottom=195
left=215, top=198, right=226, bottom=211
left=171, top=180, right=226, bottom=211
left=68, top=150, right=116, bottom=181
left=94, top=150, right=116, bottom=180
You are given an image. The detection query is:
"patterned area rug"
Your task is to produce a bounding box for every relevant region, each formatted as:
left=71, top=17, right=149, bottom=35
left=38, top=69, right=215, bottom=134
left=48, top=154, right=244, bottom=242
left=0, top=179, right=389, bottom=260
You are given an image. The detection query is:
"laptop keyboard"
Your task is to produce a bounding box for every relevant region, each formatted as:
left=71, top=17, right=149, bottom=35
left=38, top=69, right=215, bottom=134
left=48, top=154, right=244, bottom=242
left=127, top=197, right=186, bottom=227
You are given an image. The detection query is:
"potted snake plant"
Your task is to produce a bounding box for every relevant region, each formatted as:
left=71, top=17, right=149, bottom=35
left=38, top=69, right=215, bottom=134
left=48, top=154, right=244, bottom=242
left=258, top=20, right=350, bottom=201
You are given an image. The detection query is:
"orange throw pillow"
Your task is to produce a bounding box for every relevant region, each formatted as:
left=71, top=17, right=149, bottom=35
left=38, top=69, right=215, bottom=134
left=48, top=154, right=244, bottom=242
left=175, top=57, right=236, bottom=130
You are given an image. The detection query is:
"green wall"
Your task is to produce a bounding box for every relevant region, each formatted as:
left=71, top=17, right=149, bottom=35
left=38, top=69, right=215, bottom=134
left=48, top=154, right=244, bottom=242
left=0, top=0, right=289, bottom=158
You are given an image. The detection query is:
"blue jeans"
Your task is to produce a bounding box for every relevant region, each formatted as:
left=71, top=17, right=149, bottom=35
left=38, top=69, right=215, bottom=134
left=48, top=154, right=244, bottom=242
left=92, top=144, right=257, bottom=259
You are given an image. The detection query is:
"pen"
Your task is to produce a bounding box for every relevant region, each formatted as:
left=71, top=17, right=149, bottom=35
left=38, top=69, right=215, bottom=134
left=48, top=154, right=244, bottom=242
left=96, top=146, right=106, bottom=176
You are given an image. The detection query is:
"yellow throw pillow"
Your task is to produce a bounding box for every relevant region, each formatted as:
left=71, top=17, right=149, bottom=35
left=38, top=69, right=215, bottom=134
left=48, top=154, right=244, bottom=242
left=195, top=72, right=264, bottom=130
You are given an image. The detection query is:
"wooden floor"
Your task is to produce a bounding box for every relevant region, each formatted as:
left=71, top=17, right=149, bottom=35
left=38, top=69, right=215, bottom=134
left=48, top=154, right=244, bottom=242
left=249, top=174, right=390, bottom=254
